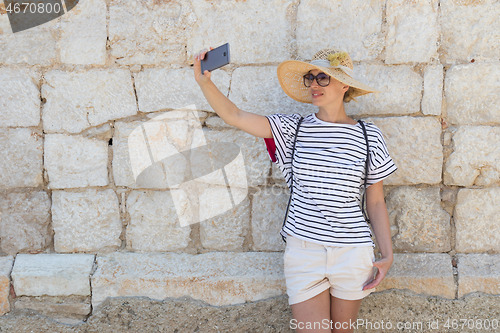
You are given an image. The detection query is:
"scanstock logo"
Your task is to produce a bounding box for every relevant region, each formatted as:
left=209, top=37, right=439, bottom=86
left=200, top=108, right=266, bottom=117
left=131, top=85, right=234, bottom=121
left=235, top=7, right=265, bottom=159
left=4, top=0, right=80, bottom=33
left=128, top=106, right=248, bottom=227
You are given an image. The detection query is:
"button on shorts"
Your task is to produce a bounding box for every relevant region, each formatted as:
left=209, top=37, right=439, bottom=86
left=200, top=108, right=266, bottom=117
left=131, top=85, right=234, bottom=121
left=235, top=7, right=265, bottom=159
left=284, top=235, right=376, bottom=305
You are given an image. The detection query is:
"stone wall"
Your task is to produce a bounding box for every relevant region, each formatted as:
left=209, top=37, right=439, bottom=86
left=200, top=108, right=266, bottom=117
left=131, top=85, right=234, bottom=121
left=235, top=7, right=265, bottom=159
left=0, top=0, right=499, bottom=329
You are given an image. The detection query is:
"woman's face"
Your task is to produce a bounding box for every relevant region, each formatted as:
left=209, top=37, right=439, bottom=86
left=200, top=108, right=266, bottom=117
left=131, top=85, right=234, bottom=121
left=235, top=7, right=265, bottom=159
left=307, top=69, right=349, bottom=107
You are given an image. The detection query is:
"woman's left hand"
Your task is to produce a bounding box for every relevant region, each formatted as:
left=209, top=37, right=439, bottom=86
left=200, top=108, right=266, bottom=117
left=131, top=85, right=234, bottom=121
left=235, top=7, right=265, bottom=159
left=362, top=256, right=393, bottom=290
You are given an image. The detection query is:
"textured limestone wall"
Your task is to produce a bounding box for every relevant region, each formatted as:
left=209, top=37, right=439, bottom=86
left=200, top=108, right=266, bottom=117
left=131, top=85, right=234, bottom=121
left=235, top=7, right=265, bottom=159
left=0, top=0, right=499, bottom=326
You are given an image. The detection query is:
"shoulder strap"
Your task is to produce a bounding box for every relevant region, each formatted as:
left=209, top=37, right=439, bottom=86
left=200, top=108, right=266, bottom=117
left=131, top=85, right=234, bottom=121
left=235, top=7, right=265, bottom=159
left=281, top=116, right=304, bottom=242
left=357, top=120, right=371, bottom=224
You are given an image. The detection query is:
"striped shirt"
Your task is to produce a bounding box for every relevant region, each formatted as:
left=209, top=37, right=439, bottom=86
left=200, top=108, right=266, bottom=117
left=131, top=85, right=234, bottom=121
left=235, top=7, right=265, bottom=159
left=266, top=113, right=397, bottom=247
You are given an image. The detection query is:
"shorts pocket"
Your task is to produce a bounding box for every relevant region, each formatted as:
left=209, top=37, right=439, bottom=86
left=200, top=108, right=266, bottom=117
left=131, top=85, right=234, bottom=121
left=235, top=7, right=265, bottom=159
left=361, top=247, right=376, bottom=286
left=283, top=242, right=300, bottom=271
left=363, top=247, right=375, bottom=268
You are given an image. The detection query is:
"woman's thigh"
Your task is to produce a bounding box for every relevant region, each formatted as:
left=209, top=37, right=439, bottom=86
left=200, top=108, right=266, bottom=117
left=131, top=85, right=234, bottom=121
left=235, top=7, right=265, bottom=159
left=291, top=289, right=332, bottom=333
left=330, top=296, right=363, bottom=333
left=289, top=290, right=364, bottom=333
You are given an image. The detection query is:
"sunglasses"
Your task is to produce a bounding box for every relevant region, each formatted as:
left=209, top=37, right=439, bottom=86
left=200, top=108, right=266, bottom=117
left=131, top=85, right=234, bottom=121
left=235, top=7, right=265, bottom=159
left=303, top=72, right=331, bottom=87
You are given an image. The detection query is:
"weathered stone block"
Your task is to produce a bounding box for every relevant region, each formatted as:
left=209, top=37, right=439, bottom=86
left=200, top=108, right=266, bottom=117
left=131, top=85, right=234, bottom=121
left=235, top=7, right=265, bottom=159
left=251, top=186, right=289, bottom=251
left=377, top=253, right=455, bottom=298
left=126, top=190, right=191, bottom=252
left=188, top=0, right=294, bottom=64
left=0, top=68, right=40, bottom=127
left=0, top=8, right=11, bottom=35
left=134, top=67, right=230, bottom=113
left=112, top=120, right=153, bottom=188
left=444, top=126, right=500, bottom=186
left=297, top=0, right=384, bottom=60
left=0, top=128, right=43, bottom=188
left=455, top=188, right=500, bottom=253
left=113, top=111, right=208, bottom=189
left=11, top=254, right=95, bottom=296
left=44, top=134, right=108, bottom=189
left=91, top=252, right=285, bottom=309
left=42, top=69, right=137, bottom=134
left=229, top=66, right=313, bottom=116
left=422, top=64, right=443, bottom=116
left=385, top=0, right=439, bottom=64
left=366, top=117, right=443, bottom=185
left=0, top=256, right=14, bottom=315
left=440, top=0, right=499, bottom=63
left=199, top=187, right=250, bottom=251
left=445, top=63, right=500, bottom=125
left=203, top=128, right=269, bottom=188
left=180, top=182, right=247, bottom=229
left=51, top=189, right=121, bottom=252
left=458, top=254, right=500, bottom=297
left=59, top=0, right=106, bottom=65
left=14, top=296, right=91, bottom=320
left=386, top=187, right=451, bottom=252
left=109, top=0, right=194, bottom=65
left=346, top=65, right=422, bottom=116
left=0, top=22, right=57, bottom=65
left=0, top=191, right=51, bottom=255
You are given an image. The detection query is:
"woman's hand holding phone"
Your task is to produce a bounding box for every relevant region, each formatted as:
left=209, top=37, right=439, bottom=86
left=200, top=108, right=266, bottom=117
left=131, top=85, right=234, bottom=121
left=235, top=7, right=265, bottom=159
left=194, top=47, right=213, bottom=86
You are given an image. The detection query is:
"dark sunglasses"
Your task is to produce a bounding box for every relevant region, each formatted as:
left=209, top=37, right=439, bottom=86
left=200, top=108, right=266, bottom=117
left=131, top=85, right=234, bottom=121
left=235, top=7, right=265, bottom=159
left=303, top=72, right=330, bottom=87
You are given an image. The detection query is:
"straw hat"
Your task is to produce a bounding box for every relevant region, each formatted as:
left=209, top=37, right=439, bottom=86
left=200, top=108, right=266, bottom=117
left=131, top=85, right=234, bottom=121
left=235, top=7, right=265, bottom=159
left=277, top=48, right=378, bottom=103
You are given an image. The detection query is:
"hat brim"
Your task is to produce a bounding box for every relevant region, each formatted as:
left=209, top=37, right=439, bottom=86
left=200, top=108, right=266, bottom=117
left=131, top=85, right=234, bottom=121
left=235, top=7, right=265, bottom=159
left=277, top=60, right=379, bottom=104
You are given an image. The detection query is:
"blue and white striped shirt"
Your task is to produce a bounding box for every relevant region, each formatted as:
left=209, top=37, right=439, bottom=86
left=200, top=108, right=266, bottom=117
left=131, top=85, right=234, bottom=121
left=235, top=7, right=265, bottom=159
left=266, top=113, right=397, bottom=247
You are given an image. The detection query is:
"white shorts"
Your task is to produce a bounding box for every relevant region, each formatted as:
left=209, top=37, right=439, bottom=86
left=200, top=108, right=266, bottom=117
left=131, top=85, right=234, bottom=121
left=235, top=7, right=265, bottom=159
left=284, top=235, right=376, bottom=305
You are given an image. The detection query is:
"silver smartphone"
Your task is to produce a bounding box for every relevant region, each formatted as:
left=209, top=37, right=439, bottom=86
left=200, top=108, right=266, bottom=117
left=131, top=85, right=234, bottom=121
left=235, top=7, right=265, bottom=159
left=201, top=43, right=230, bottom=73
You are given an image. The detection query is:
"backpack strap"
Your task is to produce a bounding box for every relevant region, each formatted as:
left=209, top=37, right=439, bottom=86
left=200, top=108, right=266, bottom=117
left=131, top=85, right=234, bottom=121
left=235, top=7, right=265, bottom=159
left=357, top=120, right=371, bottom=224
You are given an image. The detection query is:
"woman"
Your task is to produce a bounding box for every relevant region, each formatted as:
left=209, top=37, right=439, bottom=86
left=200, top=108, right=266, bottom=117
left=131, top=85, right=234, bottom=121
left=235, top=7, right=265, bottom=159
left=194, top=47, right=396, bottom=333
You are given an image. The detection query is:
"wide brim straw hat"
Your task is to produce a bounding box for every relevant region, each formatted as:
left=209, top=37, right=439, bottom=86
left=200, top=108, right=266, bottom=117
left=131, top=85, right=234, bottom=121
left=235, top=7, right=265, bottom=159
left=277, top=48, right=379, bottom=103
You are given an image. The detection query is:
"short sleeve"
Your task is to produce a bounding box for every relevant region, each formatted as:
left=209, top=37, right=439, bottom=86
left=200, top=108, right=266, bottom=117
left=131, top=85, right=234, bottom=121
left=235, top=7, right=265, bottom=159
left=366, top=125, right=397, bottom=186
left=265, top=113, right=303, bottom=186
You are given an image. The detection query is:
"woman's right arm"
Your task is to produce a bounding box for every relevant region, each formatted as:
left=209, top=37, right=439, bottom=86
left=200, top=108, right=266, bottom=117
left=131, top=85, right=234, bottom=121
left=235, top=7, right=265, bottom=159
left=194, top=49, right=273, bottom=139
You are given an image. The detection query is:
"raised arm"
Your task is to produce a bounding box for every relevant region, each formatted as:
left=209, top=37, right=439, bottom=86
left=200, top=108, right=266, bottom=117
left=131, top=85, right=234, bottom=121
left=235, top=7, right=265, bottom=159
left=194, top=49, right=273, bottom=139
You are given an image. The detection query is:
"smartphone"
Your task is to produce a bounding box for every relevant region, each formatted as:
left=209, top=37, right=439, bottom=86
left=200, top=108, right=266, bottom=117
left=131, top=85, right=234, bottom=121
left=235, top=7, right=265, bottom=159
left=201, top=43, right=230, bottom=73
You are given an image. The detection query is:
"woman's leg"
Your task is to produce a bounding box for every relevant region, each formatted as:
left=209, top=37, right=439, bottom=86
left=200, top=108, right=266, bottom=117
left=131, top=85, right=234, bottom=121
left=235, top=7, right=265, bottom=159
left=291, top=289, right=332, bottom=333
left=330, top=296, right=362, bottom=333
